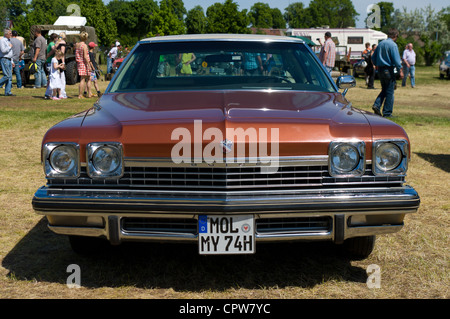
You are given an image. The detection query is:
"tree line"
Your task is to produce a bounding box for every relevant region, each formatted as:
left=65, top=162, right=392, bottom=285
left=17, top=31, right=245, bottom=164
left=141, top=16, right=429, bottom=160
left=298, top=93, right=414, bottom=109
left=369, top=2, right=450, bottom=65
left=1, top=0, right=449, bottom=65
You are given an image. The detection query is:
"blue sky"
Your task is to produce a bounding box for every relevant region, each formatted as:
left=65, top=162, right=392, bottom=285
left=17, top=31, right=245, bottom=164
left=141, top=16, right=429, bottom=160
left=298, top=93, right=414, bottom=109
left=179, top=0, right=447, bottom=28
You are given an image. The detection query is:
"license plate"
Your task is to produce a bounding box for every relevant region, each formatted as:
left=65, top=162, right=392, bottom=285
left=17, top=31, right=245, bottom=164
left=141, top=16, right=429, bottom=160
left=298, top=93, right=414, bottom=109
left=198, top=215, right=255, bottom=255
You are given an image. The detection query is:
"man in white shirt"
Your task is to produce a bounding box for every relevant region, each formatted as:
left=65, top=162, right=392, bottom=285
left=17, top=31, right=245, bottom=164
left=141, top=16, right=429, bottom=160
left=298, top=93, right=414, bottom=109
left=402, top=43, right=416, bottom=88
left=0, top=28, right=15, bottom=96
left=108, top=45, right=118, bottom=74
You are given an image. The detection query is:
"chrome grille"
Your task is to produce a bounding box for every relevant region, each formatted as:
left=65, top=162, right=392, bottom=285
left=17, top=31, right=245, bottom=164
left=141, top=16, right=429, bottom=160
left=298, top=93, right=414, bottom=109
left=256, top=216, right=332, bottom=234
left=47, top=164, right=405, bottom=191
left=122, top=217, right=197, bottom=235
left=120, top=216, right=332, bottom=236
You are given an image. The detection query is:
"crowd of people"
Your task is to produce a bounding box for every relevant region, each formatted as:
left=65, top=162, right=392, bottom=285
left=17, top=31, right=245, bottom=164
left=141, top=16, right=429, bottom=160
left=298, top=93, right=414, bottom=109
left=0, top=27, right=103, bottom=99
left=1, top=27, right=418, bottom=117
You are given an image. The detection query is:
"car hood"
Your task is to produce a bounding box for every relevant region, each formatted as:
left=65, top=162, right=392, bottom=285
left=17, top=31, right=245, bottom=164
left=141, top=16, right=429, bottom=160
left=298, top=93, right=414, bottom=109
left=45, top=90, right=388, bottom=159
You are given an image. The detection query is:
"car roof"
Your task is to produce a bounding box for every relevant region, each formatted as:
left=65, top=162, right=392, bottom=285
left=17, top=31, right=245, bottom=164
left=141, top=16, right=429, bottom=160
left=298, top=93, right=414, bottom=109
left=139, top=33, right=305, bottom=44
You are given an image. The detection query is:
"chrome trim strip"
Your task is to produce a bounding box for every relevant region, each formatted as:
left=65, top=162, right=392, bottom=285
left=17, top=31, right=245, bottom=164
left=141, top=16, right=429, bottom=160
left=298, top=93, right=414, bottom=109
left=138, top=35, right=305, bottom=44
left=123, top=156, right=329, bottom=168
left=33, top=186, right=420, bottom=212
left=39, top=185, right=409, bottom=196
left=48, top=225, right=105, bottom=237
left=346, top=224, right=403, bottom=238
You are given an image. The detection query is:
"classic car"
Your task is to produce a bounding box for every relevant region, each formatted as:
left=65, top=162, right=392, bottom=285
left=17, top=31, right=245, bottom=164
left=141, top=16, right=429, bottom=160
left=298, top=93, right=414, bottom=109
left=32, top=34, right=420, bottom=259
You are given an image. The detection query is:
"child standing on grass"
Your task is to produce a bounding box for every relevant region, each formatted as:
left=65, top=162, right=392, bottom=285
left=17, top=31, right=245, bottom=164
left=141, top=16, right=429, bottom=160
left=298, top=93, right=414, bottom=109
left=49, top=50, right=65, bottom=100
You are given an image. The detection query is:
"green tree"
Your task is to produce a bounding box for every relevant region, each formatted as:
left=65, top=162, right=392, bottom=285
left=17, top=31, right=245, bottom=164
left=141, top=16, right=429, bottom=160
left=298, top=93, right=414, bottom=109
left=0, top=0, right=6, bottom=22
left=107, top=0, right=138, bottom=44
left=26, top=0, right=69, bottom=25
left=131, top=0, right=159, bottom=40
left=5, top=0, right=27, bottom=19
left=420, top=34, right=443, bottom=66
left=392, top=5, right=450, bottom=65
left=365, top=2, right=395, bottom=32
left=441, top=6, right=450, bottom=31
left=77, top=0, right=118, bottom=46
left=185, top=5, right=206, bottom=34
left=378, top=2, right=395, bottom=32
left=308, top=0, right=359, bottom=28
left=15, top=0, right=69, bottom=40
left=1, top=0, right=28, bottom=37
left=150, top=0, right=185, bottom=36
left=271, top=8, right=286, bottom=29
left=284, top=2, right=310, bottom=28
left=206, top=0, right=250, bottom=34
left=249, top=2, right=273, bottom=28
left=107, top=0, right=158, bottom=46
left=160, top=0, right=186, bottom=21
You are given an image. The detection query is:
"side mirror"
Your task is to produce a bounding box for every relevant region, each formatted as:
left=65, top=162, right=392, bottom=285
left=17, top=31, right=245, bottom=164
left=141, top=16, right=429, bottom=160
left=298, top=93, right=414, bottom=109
left=336, top=75, right=356, bottom=96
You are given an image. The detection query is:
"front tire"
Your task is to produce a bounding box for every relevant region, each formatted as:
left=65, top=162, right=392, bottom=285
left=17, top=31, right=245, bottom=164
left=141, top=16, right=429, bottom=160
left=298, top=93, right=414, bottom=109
left=343, top=235, right=376, bottom=259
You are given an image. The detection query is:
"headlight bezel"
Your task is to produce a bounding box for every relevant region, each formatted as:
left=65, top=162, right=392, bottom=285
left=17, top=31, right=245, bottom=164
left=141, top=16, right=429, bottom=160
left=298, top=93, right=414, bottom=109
left=372, top=139, right=408, bottom=176
left=43, top=142, right=80, bottom=178
left=86, top=142, right=124, bottom=179
left=328, top=140, right=366, bottom=177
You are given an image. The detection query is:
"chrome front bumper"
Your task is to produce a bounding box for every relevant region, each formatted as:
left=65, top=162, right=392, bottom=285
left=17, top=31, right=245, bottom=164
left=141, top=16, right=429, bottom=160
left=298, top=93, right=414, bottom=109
left=32, top=185, right=420, bottom=244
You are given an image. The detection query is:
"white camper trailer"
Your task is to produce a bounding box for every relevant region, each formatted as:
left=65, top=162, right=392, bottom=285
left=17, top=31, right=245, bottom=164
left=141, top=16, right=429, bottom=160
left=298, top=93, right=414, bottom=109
left=286, top=28, right=388, bottom=60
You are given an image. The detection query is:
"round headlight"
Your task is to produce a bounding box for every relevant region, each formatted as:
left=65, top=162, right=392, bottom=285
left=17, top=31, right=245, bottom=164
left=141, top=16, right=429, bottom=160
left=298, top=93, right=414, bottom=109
left=375, top=143, right=402, bottom=171
left=49, top=145, right=77, bottom=173
left=92, top=146, right=121, bottom=174
left=330, top=144, right=360, bottom=172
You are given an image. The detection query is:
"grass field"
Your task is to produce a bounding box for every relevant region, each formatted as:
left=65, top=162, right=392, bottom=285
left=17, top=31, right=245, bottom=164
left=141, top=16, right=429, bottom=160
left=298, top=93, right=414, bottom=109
left=0, top=66, right=448, bottom=299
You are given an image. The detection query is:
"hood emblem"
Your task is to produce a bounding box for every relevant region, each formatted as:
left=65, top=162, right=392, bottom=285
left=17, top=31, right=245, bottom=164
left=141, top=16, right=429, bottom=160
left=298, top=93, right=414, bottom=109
left=221, top=139, right=233, bottom=154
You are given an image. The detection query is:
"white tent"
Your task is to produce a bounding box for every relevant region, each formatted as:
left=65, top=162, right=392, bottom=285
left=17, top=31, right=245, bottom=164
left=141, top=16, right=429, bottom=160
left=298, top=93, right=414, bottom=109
left=50, top=16, right=87, bottom=35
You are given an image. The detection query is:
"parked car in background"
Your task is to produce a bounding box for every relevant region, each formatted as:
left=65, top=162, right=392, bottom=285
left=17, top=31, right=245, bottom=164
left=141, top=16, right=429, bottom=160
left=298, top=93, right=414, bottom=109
left=32, top=34, right=420, bottom=259
left=439, top=54, right=450, bottom=79
left=112, top=57, right=124, bottom=73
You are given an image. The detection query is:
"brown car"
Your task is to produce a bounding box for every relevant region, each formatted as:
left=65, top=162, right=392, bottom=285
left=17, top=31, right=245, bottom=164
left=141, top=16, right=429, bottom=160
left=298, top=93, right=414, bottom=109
left=32, top=34, right=420, bottom=259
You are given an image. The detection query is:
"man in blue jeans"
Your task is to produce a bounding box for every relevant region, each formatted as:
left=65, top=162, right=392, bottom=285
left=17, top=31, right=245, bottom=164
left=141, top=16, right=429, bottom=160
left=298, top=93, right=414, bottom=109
left=0, top=28, right=15, bottom=96
left=32, top=27, right=47, bottom=88
left=371, top=29, right=404, bottom=118
left=10, top=30, right=24, bottom=89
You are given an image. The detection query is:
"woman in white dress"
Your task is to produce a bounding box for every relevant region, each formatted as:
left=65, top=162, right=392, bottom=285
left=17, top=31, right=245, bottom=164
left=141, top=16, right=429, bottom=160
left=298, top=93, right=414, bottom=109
left=49, top=50, right=65, bottom=100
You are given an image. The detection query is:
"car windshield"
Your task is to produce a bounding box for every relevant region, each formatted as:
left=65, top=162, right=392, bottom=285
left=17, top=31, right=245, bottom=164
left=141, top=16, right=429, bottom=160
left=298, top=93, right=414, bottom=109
left=108, top=40, right=336, bottom=93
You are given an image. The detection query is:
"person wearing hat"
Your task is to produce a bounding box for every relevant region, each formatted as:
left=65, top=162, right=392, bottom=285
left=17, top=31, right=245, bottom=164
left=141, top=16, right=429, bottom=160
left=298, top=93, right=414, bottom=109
left=10, top=30, right=24, bottom=89
left=86, top=42, right=102, bottom=97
